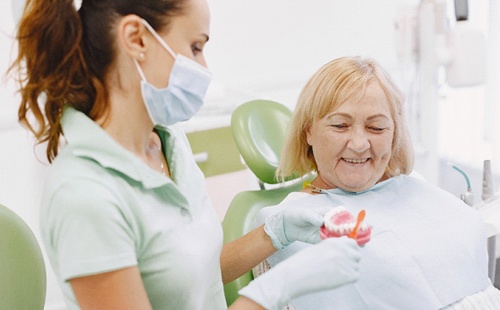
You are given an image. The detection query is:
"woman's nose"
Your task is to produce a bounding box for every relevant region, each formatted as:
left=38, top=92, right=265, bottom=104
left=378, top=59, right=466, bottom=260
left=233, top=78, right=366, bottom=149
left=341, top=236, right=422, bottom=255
left=347, top=129, right=370, bottom=152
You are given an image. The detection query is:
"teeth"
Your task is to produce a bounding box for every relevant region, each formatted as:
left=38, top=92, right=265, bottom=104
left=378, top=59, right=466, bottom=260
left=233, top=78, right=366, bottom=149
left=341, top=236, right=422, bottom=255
left=324, top=206, right=347, bottom=231
left=324, top=206, right=347, bottom=219
left=343, top=158, right=368, bottom=164
left=339, top=223, right=355, bottom=234
left=323, top=206, right=370, bottom=235
left=331, top=222, right=369, bottom=234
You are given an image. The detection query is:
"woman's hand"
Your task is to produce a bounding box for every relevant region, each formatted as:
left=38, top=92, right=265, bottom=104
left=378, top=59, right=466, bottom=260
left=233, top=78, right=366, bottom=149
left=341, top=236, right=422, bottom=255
left=264, top=207, right=328, bottom=249
left=239, top=237, right=361, bottom=309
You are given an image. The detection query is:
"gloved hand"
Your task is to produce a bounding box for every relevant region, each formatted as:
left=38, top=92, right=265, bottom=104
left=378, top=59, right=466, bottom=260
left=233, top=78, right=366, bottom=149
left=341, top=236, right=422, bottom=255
left=264, top=207, right=328, bottom=250
left=239, top=237, right=361, bottom=310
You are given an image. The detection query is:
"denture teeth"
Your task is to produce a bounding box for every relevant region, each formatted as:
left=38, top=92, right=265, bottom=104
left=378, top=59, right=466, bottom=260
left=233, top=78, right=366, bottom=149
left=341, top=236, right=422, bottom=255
left=323, top=206, right=368, bottom=235
left=324, top=206, right=348, bottom=231
left=329, top=222, right=355, bottom=234
left=324, top=207, right=346, bottom=219
left=325, top=221, right=335, bottom=231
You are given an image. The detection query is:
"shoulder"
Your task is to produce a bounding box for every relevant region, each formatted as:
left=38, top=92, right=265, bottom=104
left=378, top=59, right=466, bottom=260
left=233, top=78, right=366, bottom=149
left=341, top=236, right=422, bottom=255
left=42, top=174, right=122, bottom=222
left=394, top=174, right=482, bottom=219
left=389, top=174, right=442, bottom=194
left=41, top=152, right=127, bottom=223
left=44, top=149, right=118, bottom=200
left=283, top=191, right=311, bottom=202
left=388, top=175, right=460, bottom=204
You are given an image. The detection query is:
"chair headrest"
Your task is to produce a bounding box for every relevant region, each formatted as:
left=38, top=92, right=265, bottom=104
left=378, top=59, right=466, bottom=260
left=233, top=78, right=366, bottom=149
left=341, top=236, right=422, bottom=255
left=231, top=99, right=294, bottom=185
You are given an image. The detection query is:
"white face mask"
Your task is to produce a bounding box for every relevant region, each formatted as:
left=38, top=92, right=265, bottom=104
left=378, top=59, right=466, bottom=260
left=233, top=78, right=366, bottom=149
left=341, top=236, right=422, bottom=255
left=134, top=19, right=212, bottom=128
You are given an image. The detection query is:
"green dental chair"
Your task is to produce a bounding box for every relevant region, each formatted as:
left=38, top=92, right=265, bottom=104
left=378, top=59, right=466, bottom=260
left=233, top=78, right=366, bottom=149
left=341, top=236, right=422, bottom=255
left=0, top=204, right=46, bottom=310
left=222, top=99, right=313, bottom=306
left=230, top=99, right=295, bottom=188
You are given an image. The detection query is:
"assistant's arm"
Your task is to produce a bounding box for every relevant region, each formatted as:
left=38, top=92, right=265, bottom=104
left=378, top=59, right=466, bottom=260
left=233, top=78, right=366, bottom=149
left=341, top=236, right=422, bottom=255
left=228, top=296, right=266, bottom=309
left=220, top=199, right=325, bottom=284
left=69, top=267, right=152, bottom=310
left=221, top=224, right=276, bottom=284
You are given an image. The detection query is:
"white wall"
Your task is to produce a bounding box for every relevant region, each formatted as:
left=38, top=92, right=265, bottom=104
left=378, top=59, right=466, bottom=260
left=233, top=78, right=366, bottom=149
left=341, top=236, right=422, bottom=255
left=205, top=0, right=418, bottom=110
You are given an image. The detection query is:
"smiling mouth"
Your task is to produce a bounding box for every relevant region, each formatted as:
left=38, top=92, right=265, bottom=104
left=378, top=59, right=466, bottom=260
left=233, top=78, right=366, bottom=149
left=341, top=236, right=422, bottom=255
left=342, top=158, right=369, bottom=164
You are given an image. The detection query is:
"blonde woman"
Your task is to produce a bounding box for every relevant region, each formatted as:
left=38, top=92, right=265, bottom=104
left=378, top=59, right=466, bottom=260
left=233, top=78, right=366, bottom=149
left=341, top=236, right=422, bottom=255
left=253, top=56, right=500, bottom=309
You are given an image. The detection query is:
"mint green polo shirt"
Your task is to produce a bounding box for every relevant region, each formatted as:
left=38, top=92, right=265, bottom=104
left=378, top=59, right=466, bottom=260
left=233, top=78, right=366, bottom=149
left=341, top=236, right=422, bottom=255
left=40, top=107, right=226, bottom=309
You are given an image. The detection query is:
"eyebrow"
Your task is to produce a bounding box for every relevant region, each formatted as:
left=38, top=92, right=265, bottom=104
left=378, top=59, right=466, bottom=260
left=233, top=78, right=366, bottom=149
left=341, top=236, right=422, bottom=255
left=326, top=112, right=391, bottom=121
left=367, top=114, right=391, bottom=121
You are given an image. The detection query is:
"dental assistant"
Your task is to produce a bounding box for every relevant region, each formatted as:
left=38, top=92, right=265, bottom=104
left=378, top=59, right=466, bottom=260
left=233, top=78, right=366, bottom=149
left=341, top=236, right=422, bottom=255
left=9, top=0, right=362, bottom=309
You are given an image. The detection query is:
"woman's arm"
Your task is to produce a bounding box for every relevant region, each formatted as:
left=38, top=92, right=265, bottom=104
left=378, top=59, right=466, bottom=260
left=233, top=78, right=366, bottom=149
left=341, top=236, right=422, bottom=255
left=221, top=195, right=325, bottom=284
left=228, top=296, right=266, bottom=310
left=69, top=266, right=152, bottom=310
left=220, top=224, right=276, bottom=284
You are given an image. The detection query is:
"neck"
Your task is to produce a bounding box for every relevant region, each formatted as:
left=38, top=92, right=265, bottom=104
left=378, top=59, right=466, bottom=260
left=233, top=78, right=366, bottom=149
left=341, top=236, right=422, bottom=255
left=100, top=83, right=154, bottom=157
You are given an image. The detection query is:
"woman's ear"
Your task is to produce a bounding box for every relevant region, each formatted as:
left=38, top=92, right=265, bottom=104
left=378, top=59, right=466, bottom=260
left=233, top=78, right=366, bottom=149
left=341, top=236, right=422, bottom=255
left=117, top=15, right=148, bottom=61
left=305, top=125, right=313, bottom=146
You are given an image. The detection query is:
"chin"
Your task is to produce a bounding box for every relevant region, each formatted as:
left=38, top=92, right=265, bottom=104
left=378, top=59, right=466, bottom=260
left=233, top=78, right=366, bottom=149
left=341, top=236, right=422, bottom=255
left=340, top=171, right=388, bottom=192
left=339, top=179, right=377, bottom=193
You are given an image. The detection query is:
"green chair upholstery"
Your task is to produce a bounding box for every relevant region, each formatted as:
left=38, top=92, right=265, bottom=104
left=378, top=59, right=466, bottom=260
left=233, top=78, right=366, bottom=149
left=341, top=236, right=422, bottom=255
left=0, top=204, right=46, bottom=310
left=231, top=99, right=293, bottom=186
left=222, top=181, right=305, bottom=305
left=223, top=99, right=313, bottom=306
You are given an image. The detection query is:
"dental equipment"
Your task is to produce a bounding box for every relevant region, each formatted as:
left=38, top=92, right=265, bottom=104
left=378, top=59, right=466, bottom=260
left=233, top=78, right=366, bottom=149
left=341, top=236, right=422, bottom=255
left=448, top=160, right=499, bottom=282
left=482, top=160, right=494, bottom=201
left=454, top=0, right=468, bottom=21
left=479, top=160, right=498, bottom=283
left=447, top=162, right=474, bottom=207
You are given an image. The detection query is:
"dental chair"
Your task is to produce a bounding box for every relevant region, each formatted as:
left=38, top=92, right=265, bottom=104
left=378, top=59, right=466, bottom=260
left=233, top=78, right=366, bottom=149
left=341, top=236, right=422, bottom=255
left=230, top=99, right=297, bottom=189
left=222, top=99, right=313, bottom=306
left=0, top=204, right=46, bottom=310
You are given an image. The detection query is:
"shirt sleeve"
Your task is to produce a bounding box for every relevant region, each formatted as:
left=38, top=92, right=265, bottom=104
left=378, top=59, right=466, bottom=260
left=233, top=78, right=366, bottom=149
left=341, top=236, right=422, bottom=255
left=44, top=177, right=138, bottom=281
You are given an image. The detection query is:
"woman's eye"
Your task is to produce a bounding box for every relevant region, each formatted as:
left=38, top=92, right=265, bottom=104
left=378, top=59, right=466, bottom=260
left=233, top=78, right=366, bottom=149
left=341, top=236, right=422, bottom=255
left=368, top=126, right=385, bottom=132
left=331, top=124, right=348, bottom=130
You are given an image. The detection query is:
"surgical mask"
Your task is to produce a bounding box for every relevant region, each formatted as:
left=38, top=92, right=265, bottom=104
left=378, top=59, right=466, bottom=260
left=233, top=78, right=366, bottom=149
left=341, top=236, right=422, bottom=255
left=134, top=19, right=212, bottom=128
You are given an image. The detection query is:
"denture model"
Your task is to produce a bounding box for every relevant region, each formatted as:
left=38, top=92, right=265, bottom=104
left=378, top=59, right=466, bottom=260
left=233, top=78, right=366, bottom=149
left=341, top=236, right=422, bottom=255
left=319, top=206, right=371, bottom=246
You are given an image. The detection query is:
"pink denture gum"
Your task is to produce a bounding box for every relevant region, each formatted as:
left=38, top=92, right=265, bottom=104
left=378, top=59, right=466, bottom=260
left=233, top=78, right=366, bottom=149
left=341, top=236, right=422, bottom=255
left=319, top=206, right=371, bottom=246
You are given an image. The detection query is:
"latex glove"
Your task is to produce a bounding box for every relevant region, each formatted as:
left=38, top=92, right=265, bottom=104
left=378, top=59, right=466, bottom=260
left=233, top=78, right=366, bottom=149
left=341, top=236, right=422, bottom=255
left=264, top=207, right=327, bottom=250
left=239, top=237, right=361, bottom=310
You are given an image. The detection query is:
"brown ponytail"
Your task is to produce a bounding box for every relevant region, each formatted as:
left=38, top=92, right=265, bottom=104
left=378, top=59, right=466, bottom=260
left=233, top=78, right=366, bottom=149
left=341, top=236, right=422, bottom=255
left=8, top=0, right=96, bottom=162
left=9, top=0, right=187, bottom=162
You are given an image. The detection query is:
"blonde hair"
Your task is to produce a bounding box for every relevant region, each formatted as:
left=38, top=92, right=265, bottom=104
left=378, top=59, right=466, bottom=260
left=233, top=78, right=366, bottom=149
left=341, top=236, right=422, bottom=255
left=276, top=56, right=414, bottom=181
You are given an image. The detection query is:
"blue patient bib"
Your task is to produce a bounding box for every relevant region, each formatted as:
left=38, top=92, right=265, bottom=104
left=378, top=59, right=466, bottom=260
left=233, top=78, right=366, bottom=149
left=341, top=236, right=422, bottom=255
left=261, top=175, right=489, bottom=310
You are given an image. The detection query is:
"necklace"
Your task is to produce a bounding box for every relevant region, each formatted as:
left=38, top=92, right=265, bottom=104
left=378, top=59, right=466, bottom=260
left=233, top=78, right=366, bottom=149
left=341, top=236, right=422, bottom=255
left=148, top=135, right=167, bottom=176
left=156, top=144, right=167, bottom=176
